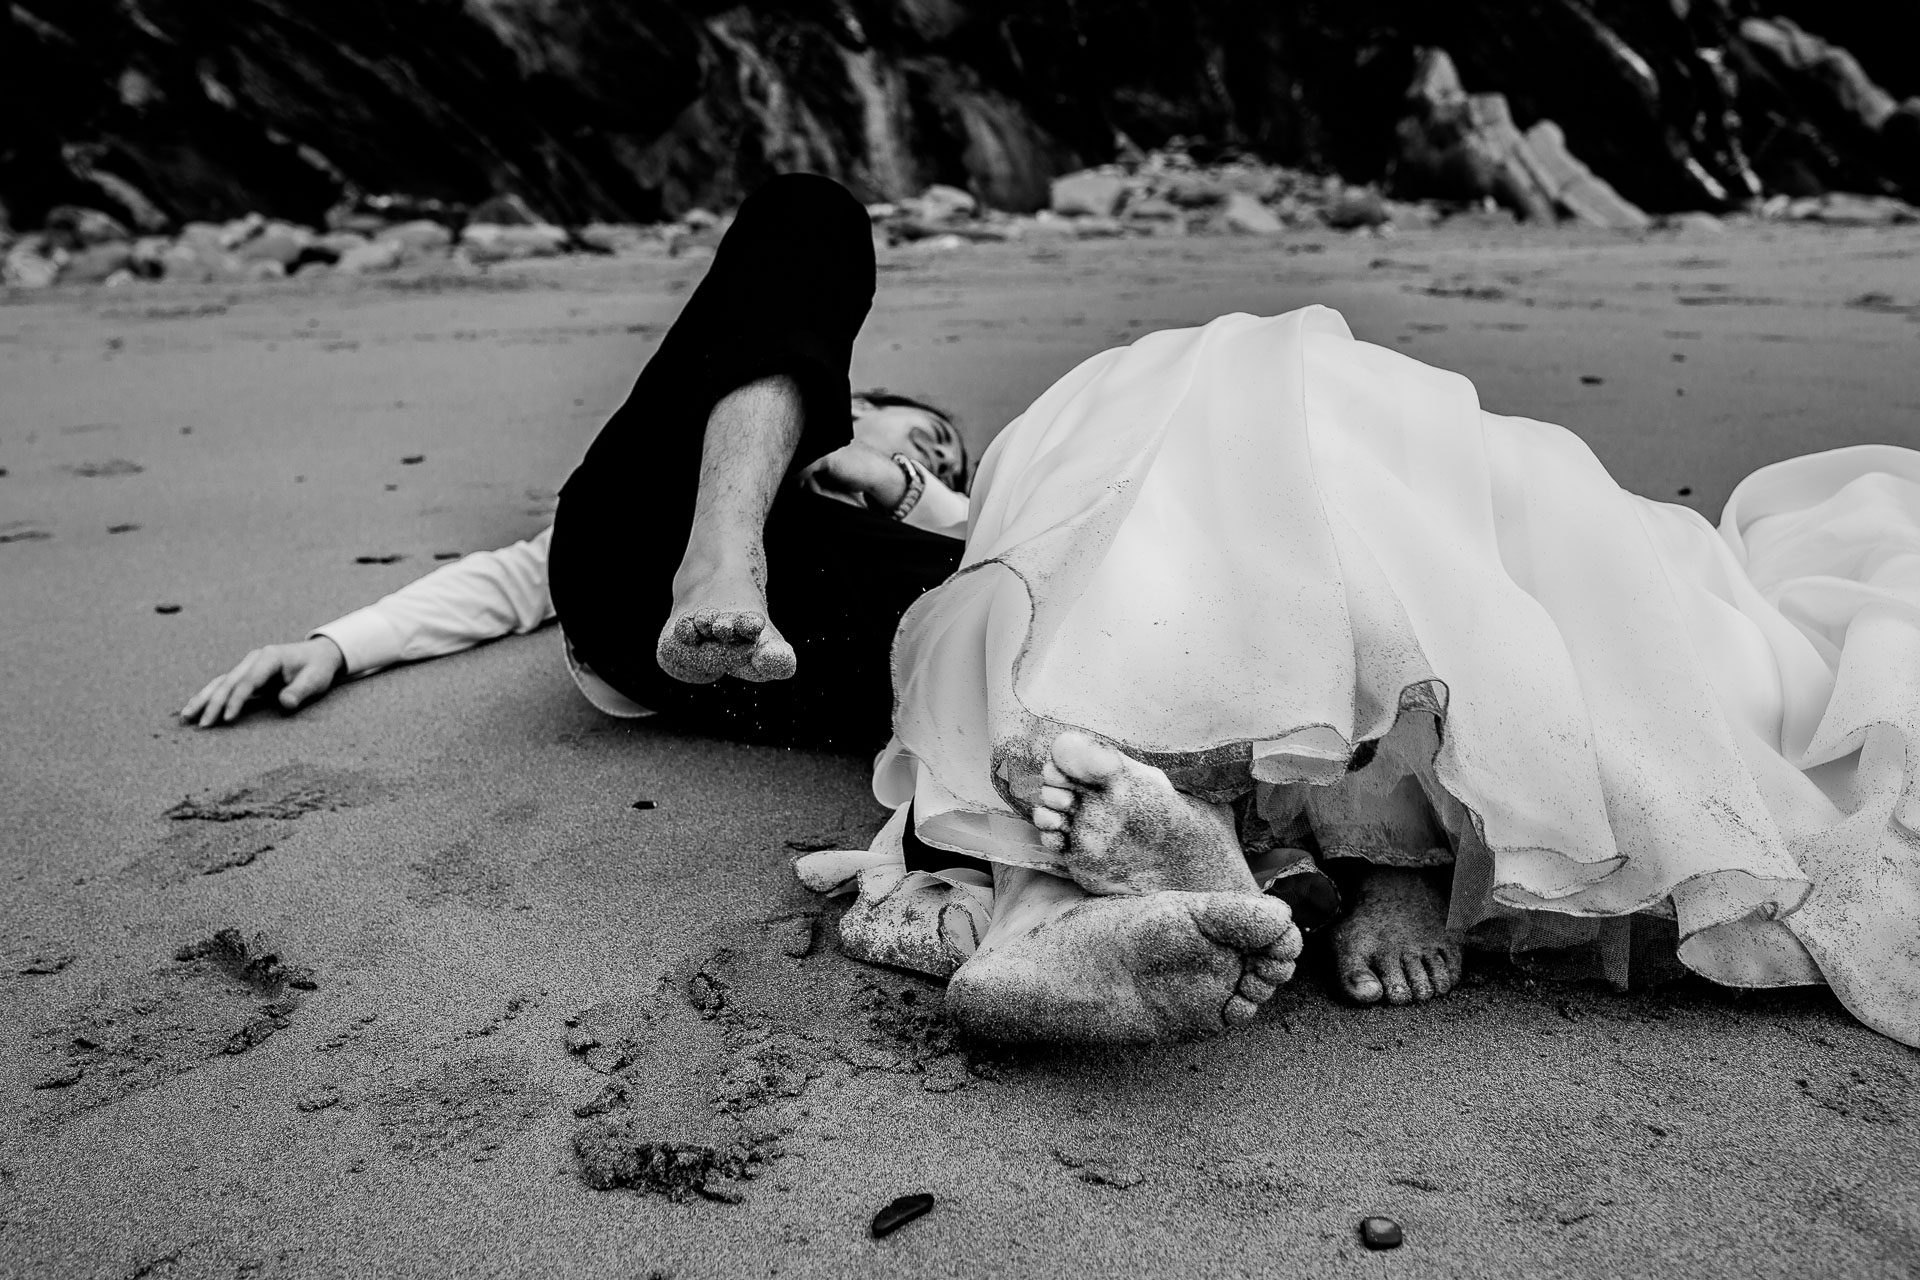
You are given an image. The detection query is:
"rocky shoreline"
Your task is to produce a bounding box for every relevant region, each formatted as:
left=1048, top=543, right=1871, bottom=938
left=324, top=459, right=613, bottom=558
left=6, top=146, right=1914, bottom=294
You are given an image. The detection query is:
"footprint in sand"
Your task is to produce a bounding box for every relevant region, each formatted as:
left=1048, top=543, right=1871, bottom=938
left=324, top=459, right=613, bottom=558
left=31, top=929, right=317, bottom=1117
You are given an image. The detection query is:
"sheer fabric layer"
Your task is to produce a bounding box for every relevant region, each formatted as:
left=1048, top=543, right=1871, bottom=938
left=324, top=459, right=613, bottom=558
left=877, top=307, right=1920, bottom=1046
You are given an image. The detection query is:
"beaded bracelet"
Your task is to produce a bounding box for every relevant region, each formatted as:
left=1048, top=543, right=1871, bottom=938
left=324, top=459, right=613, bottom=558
left=888, top=452, right=927, bottom=521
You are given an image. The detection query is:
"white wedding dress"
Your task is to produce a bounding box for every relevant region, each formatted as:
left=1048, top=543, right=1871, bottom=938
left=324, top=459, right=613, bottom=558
left=830, top=306, right=1919, bottom=1047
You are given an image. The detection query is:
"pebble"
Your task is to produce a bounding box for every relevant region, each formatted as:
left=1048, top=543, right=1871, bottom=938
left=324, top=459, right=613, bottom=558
left=1360, top=1216, right=1403, bottom=1250
left=631, top=798, right=657, bottom=810
left=154, top=603, right=181, bottom=615
left=871, top=1192, right=935, bottom=1238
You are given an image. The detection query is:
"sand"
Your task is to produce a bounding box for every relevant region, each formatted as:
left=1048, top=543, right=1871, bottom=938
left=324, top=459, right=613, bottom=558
left=2, top=221, right=1917, bottom=1279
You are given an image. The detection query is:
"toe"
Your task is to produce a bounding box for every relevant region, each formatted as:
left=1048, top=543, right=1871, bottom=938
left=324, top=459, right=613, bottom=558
left=1221, top=993, right=1261, bottom=1025
left=1050, top=730, right=1124, bottom=786
left=1236, top=972, right=1276, bottom=1004
left=1189, top=894, right=1298, bottom=954
left=1037, top=785, right=1077, bottom=813
left=674, top=614, right=702, bottom=644
left=1039, top=830, right=1065, bottom=854
left=1403, top=955, right=1434, bottom=1002
left=731, top=612, right=765, bottom=641
left=1340, top=957, right=1385, bottom=1004
left=1380, top=960, right=1414, bottom=1005
left=1428, top=947, right=1461, bottom=995
left=1031, top=806, right=1067, bottom=832
left=1248, top=952, right=1296, bottom=987
left=1040, top=761, right=1071, bottom=790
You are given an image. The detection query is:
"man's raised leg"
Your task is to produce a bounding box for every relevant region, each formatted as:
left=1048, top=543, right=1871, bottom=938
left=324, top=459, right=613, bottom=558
left=655, top=374, right=803, bottom=684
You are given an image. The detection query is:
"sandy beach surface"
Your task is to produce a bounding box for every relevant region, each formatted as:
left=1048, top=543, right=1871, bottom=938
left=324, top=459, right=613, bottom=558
left=3, top=221, right=1918, bottom=1279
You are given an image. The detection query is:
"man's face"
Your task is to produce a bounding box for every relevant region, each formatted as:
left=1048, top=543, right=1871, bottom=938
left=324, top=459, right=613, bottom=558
left=851, top=399, right=966, bottom=489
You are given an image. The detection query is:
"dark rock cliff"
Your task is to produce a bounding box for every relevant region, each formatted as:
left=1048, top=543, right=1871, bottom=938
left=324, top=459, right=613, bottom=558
left=4, top=0, right=1916, bottom=231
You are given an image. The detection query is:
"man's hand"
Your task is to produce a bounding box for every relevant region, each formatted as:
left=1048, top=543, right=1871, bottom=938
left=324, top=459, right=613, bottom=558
left=800, top=442, right=910, bottom=511
left=180, top=637, right=346, bottom=728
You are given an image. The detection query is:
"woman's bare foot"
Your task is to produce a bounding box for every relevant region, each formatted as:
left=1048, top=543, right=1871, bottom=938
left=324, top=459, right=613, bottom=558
left=655, top=556, right=797, bottom=684
left=1029, top=730, right=1252, bottom=895
left=946, top=870, right=1302, bottom=1043
left=1333, top=867, right=1463, bottom=1005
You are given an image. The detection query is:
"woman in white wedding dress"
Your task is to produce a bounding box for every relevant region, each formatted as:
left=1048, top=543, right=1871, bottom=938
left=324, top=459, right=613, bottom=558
left=804, top=305, right=1920, bottom=1049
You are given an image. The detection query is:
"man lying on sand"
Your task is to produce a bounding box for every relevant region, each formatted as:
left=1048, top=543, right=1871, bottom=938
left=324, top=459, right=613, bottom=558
left=183, top=173, right=967, bottom=752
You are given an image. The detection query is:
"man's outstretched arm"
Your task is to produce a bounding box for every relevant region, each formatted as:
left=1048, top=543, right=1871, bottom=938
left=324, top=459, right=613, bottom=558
left=180, top=528, right=556, bottom=727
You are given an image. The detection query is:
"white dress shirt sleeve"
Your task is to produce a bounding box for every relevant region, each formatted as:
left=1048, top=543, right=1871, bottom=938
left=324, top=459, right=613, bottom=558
left=312, top=527, right=558, bottom=676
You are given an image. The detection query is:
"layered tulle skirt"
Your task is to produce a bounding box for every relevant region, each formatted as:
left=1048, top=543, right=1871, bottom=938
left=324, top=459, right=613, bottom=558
left=871, top=306, right=1920, bottom=1046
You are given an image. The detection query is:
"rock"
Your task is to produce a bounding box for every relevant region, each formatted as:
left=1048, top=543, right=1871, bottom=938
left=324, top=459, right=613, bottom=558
left=1667, top=211, right=1726, bottom=235
left=1324, top=188, right=1390, bottom=230
left=1050, top=170, right=1129, bottom=218
left=3, top=235, right=64, bottom=287
left=1220, top=191, right=1282, bottom=234
left=335, top=238, right=405, bottom=274
left=461, top=223, right=569, bottom=263
left=1393, top=52, right=1556, bottom=222
left=912, top=183, right=977, bottom=222
left=679, top=208, right=720, bottom=231
left=1071, top=216, right=1126, bottom=239
left=1790, top=192, right=1918, bottom=225
left=1360, top=1216, right=1403, bottom=1250
left=220, top=213, right=266, bottom=248
left=1158, top=171, right=1229, bottom=208
left=1516, top=121, right=1650, bottom=230
left=467, top=193, right=543, bottom=226
left=43, top=206, right=130, bottom=249
left=381, top=219, right=453, bottom=258
left=1739, top=18, right=1898, bottom=133
left=1121, top=194, right=1181, bottom=223
left=870, top=1193, right=935, bottom=1238
left=62, top=242, right=134, bottom=284
left=575, top=222, right=648, bottom=254
left=313, top=231, right=369, bottom=260
left=235, top=223, right=312, bottom=266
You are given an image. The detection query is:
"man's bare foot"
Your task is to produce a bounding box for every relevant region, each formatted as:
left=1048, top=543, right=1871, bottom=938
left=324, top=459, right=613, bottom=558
left=946, top=875, right=1303, bottom=1043
left=655, top=558, right=797, bottom=684
left=1028, top=730, right=1252, bottom=895
left=1333, top=867, right=1463, bottom=1005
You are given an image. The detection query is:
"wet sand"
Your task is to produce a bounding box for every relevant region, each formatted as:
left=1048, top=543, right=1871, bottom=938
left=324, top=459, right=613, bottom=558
left=2, top=222, right=1917, bottom=1278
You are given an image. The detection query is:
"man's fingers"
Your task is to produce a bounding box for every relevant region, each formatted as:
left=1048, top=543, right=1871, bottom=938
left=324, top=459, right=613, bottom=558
left=219, top=654, right=278, bottom=723
left=279, top=661, right=331, bottom=709
left=195, top=676, right=234, bottom=727
left=181, top=677, right=223, bottom=720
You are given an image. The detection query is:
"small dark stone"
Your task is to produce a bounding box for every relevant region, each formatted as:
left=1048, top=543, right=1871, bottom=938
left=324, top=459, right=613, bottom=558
left=1579, top=374, right=1604, bottom=385
left=401, top=454, right=424, bottom=464
left=1671, top=353, right=1687, bottom=363
left=154, top=603, right=181, bottom=614
left=871, top=1192, right=935, bottom=1238
left=1360, top=1216, right=1403, bottom=1250
left=432, top=551, right=461, bottom=561
left=631, top=798, right=657, bottom=810
left=354, top=553, right=403, bottom=565
left=108, top=523, right=139, bottom=533
left=1677, top=486, right=1693, bottom=497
